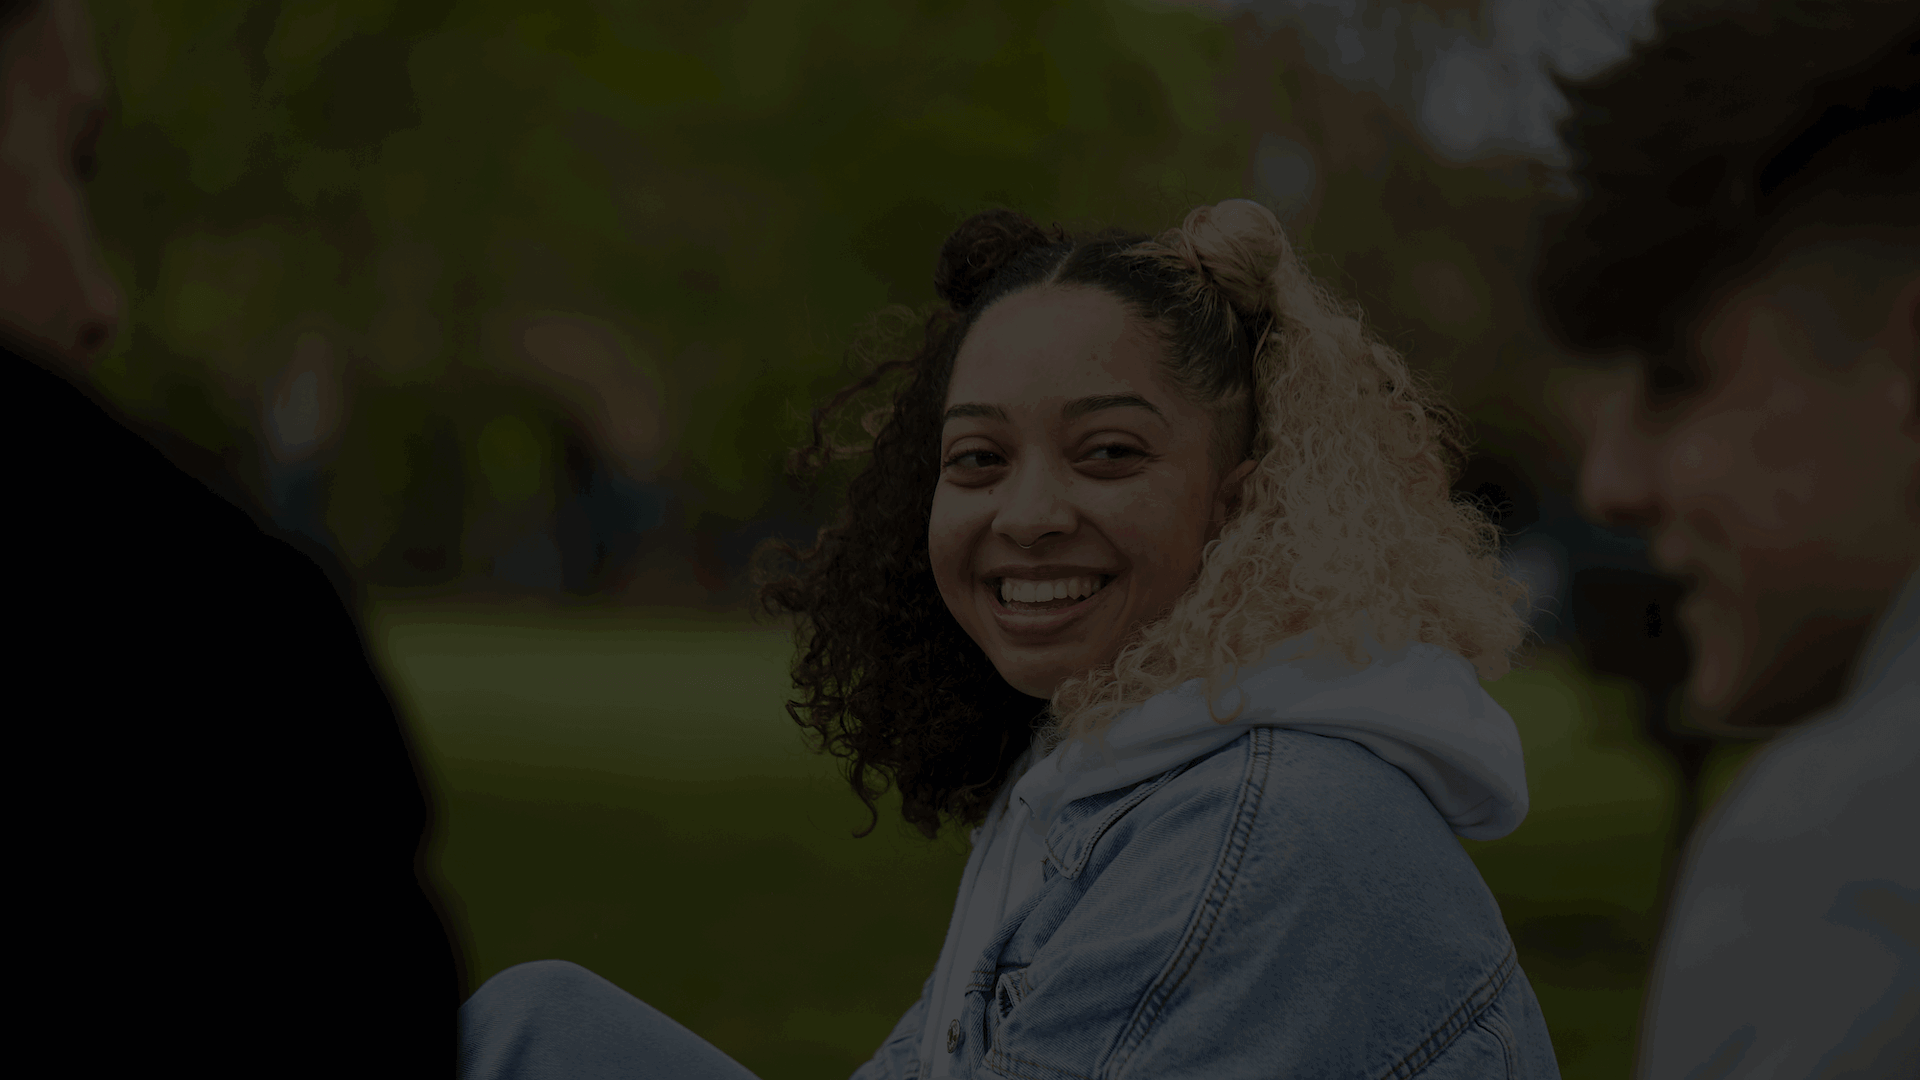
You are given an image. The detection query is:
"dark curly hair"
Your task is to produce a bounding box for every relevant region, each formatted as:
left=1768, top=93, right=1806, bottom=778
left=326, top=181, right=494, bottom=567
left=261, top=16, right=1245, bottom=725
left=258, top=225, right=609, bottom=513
left=755, top=208, right=1271, bottom=839
left=1536, top=0, right=1920, bottom=368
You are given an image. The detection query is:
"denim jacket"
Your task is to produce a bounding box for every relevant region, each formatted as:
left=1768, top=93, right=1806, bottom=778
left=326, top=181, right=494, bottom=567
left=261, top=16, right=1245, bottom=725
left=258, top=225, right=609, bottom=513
left=853, top=638, right=1561, bottom=1080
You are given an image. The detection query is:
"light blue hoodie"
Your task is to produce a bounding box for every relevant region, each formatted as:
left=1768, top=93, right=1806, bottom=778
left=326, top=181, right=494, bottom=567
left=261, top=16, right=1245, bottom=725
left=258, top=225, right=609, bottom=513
left=1639, top=572, right=1919, bottom=1079
left=898, top=632, right=1546, bottom=1080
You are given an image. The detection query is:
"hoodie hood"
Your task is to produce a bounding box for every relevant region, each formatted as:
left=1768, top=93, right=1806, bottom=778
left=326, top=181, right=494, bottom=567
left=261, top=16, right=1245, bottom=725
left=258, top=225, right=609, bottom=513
left=1012, top=631, right=1529, bottom=843
left=914, top=632, right=1530, bottom=1077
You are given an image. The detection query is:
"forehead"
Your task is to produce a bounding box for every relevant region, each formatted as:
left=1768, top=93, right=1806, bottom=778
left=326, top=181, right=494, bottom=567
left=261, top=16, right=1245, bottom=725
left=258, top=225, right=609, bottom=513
left=1687, top=233, right=1915, bottom=378
left=1687, top=276, right=1834, bottom=392
left=5, top=0, right=105, bottom=101
left=947, top=286, right=1169, bottom=405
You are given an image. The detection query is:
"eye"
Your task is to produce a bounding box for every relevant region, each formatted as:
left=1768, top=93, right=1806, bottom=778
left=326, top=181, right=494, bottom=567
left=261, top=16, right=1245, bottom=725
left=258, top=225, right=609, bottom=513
left=943, top=449, right=1004, bottom=471
left=1643, top=360, right=1702, bottom=411
left=1084, top=443, right=1145, bottom=463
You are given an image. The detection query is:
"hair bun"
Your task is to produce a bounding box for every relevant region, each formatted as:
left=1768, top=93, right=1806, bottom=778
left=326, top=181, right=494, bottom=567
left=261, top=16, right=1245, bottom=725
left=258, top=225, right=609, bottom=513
left=1168, top=199, right=1290, bottom=316
left=934, top=209, right=1066, bottom=310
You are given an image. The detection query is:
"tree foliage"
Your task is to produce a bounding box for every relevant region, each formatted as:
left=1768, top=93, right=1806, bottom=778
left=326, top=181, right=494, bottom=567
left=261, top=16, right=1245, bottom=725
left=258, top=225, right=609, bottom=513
left=85, top=0, right=1558, bottom=592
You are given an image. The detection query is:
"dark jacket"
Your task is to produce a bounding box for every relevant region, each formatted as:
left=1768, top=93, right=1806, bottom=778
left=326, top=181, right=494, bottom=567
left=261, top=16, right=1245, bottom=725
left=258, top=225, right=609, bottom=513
left=10, top=347, right=460, bottom=1075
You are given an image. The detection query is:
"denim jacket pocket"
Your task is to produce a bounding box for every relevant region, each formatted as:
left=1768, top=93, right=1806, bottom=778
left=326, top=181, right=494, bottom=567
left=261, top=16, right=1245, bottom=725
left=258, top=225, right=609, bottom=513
left=978, top=962, right=1034, bottom=1064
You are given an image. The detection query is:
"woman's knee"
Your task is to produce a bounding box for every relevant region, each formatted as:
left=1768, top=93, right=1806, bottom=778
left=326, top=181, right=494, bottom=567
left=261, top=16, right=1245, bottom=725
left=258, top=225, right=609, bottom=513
left=463, top=959, right=648, bottom=1033
left=470, top=960, right=607, bottom=1007
left=459, top=961, right=757, bottom=1080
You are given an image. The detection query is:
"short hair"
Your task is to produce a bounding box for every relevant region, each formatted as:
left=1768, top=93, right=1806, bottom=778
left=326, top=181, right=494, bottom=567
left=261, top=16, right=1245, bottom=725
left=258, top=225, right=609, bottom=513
left=0, top=1, right=37, bottom=36
left=1536, top=0, right=1920, bottom=365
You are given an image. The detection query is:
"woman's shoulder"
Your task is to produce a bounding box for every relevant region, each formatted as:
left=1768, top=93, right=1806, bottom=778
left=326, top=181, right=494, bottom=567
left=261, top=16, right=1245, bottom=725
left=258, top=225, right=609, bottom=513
left=1066, top=724, right=1510, bottom=936
left=1109, top=724, right=1469, bottom=855
left=1009, top=726, right=1547, bottom=1079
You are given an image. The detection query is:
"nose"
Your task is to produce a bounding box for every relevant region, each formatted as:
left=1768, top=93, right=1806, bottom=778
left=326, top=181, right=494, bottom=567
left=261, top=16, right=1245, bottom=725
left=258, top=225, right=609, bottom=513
left=70, top=261, right=122, bottom=362
left=1579, top=379, right=1662, bottom=529
left=993, top=456, right=1077, bottom=550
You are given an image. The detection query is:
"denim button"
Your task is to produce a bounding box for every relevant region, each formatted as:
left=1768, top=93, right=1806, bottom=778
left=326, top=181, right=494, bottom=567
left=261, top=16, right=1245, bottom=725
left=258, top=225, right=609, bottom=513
left=946, top=1019, right=959, bottom=1053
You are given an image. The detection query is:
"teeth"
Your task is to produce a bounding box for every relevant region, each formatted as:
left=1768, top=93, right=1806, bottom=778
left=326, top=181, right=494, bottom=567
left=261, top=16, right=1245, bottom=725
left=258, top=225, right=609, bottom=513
left=998, top=575, right=1107, bottom=605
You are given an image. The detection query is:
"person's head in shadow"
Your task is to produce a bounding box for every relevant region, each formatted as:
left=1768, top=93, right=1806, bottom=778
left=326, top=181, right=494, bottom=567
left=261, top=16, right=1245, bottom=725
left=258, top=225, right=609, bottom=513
left=1537, top=2, right=1919, bottom=732
left=1, top=0, right=120, bottom=366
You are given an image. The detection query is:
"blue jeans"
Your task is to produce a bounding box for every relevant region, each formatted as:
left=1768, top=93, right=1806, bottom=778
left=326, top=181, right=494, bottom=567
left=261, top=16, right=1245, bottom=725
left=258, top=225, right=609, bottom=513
left=460, top=961, right=760, bottom=1080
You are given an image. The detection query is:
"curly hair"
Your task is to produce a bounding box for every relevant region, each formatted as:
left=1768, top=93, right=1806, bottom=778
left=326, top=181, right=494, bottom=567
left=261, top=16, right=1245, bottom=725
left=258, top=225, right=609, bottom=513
left=1536, top=0, right=1919, bottom=362
left=757, top=201, right=1526, bottom=838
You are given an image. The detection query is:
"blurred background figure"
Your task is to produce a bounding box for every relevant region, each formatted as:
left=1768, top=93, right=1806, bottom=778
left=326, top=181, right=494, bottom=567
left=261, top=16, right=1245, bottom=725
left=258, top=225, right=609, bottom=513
left=40, top=1, right=1846, bottom=1078
left=1535, top=1, right=1919, bottom=1076
left=3, top=0, right=460, bottom=1074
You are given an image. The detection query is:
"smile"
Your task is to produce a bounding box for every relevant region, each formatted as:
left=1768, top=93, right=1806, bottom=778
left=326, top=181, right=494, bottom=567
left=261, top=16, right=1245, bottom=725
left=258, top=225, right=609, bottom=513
left=986, top=573, right=1117, bottom=636
left=997, top=574, right=1110, bottom=608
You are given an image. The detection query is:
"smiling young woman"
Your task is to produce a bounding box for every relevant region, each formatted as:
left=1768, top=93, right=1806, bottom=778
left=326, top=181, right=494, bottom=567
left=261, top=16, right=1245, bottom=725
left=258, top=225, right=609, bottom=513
left=455, top=202, right=1557, bottom=1080
left=930, top=283, right=1254, bottom=709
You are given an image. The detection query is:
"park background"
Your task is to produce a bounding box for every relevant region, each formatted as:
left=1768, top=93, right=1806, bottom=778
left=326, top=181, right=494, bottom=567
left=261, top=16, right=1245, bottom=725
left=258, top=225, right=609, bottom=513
left=83, top=0, right=1769, bottom=1076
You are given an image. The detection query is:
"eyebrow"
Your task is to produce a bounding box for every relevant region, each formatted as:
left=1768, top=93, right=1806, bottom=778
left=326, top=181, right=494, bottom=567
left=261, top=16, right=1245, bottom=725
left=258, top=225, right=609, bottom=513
left=943, top=402, right=1010, bottom=423
left=941, top=394, right=1166, bottom=425
left=1063, top=393, right=1165, bottom=422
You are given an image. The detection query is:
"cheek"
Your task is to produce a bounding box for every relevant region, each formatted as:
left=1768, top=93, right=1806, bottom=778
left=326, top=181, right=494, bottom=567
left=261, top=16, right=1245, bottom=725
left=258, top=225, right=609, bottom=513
left=0, top=159, right=99, bottom=336
left=0, top=165, right=56, bottom=302
left=1661, top=403, right=1804, bottom=538
left=1097, top=480, right=1212, bottom=585
left=926, top=489, right=980, bottom=602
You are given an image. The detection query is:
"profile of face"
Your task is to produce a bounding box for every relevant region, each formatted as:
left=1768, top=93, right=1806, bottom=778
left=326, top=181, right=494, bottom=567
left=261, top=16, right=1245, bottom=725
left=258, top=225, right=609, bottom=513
left=0, top=0, right=120, bottom=365
left=928, top=285, right=1254, bottom=700
left=1579, top=254, right=1920, bottom=726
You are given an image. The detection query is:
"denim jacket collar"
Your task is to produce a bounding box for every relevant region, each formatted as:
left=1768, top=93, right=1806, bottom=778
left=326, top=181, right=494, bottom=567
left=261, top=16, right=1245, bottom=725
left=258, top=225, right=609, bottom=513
left=1037, top=757, right=1196, bottom=882
left=1012, top=630, right=1529, bottom=850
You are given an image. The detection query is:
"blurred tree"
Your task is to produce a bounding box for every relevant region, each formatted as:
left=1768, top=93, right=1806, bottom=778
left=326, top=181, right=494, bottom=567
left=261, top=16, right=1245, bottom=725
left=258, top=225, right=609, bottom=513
left=84, top=0, right=1565, bottom=597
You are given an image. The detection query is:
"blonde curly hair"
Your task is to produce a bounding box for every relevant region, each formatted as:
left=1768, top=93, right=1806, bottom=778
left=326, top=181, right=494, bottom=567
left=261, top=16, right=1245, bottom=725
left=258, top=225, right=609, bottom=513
left=1046, top=199, right=1527, bottom=741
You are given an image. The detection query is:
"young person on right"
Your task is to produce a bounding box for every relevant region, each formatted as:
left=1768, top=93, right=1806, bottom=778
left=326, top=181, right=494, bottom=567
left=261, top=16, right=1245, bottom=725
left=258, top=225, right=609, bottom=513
left=1533, top=2, right=1918, bottom=1077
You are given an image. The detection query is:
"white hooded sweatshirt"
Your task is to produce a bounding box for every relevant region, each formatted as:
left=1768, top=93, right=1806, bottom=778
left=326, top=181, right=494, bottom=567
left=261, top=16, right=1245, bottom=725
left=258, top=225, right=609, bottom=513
left=914, top=632, right=1531, bottom=1074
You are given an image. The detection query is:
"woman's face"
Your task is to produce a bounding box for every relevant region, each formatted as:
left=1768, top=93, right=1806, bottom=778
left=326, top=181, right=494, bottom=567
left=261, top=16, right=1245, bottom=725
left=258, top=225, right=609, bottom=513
left=929, top=285, right=1253, bottom=700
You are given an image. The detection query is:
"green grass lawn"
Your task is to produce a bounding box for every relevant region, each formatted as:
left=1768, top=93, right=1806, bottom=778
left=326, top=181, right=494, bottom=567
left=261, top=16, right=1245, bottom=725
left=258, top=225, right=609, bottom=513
left=370, top=602, right=1755, bottom=1080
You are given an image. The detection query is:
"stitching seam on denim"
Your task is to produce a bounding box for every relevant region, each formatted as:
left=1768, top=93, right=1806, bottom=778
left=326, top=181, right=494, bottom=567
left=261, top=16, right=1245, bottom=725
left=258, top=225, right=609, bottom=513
left=1047, top=760, right=1198, bottom=878
left=984, top=1046, right=1099, bottom=1080
left=1478, top=1009, right=1519, bottom=1080
left=970, top=960, right=1031, bottom=994
left=1376, top=943, right=1518, bottom=1080
left=1104, top=726, right=1271, bottom=1079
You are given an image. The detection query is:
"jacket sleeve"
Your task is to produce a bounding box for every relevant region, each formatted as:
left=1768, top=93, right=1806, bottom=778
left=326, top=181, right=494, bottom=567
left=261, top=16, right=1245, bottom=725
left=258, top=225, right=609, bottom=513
left=850, top=967, right=934, bottom=1080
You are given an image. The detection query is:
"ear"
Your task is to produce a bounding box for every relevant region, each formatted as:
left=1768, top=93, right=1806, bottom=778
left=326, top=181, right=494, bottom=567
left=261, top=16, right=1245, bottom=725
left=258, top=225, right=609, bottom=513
left=1214, top=458, right=1259, bottom=521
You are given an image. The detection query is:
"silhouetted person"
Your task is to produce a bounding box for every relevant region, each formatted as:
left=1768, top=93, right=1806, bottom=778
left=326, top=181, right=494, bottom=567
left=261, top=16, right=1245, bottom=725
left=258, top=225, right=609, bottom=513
left=3, top=1, right=460, bottom=1073
left=1536, top=2, right=1917, bottom=1076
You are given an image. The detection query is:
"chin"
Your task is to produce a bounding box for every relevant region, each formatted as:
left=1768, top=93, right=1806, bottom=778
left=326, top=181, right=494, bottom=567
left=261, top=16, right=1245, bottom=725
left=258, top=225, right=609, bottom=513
left=988, top=650, right=1094, bottom=701
left=996, top=665, right=1067, bottom=701
left=1678, top=591, right=1745, bottom=699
